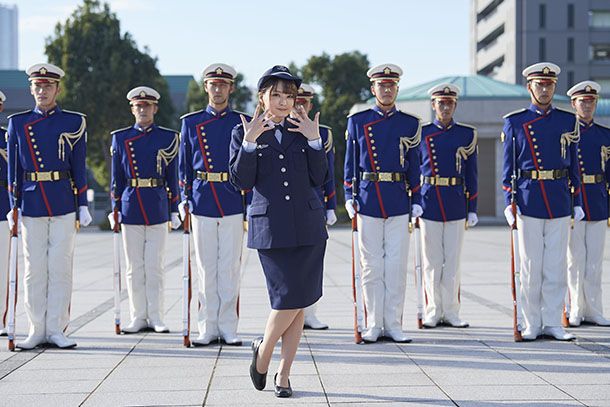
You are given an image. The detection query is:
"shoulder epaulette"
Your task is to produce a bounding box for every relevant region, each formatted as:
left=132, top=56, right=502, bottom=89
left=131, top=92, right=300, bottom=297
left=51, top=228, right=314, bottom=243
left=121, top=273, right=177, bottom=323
left=319, top=124, right=331, bottom=130
left=111, top=125, right=132, bottom=135
left=397, top=110, right=422, bottom=121
left=421, top=121, right=433, bottom=127
left=456, top=122, right=477, bottom=131
left=158, top=125, right=179, bottom=134
left=7, top=109, right=31, bottom=119
left=554, top=107, right=576, bottom=116
left=62, top=109, right=86, bottom=117
left=347, top=108, right=371, bottom=119
left=502, top=108, right=527, bottom=119
left=180, top=109, right=204, bottom=120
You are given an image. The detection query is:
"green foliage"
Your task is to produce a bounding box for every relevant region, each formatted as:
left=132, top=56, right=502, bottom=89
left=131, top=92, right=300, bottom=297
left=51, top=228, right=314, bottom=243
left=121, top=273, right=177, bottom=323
left=184, top=73, right=252, bottom=115
left=45, top=0, right=175, bottom=189
left=296, top=51, right=371, bottom=215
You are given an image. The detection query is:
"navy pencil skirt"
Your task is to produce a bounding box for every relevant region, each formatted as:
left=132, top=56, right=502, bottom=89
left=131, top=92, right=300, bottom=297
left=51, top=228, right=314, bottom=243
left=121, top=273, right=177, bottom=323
left=257, top=242, right=326, bottom=310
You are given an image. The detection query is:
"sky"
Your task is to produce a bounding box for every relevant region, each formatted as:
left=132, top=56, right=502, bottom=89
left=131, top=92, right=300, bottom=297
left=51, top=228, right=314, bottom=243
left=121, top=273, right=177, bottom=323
left=14, top=0, right=472, bottom=88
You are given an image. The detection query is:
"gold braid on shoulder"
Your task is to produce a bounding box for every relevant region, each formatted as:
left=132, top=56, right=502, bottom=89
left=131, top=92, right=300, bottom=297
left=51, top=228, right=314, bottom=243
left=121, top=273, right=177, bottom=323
left=0, top=147, right=6, bottom=163
left=156, top=133, right=180, bottom=175
left=58, top=116, right=86, bottom=161
left=324, top=129, right=334, bottom=154
left=560, top=119, right=580, bottom=159
left=399, top=121, right=422, bottom=168
left=456, top=129, right=478, bottom=173
left=601, top=145, right=610, bottom=172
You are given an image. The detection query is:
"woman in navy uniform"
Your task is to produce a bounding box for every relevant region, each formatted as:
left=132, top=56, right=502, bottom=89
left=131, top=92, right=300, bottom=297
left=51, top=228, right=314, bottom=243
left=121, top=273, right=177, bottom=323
left=229, top=66, right=328, bottom=398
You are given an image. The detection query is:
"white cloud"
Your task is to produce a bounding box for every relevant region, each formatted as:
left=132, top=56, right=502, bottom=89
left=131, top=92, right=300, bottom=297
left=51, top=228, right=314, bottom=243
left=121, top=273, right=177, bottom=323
left=107, top=0, right=151, bottom=12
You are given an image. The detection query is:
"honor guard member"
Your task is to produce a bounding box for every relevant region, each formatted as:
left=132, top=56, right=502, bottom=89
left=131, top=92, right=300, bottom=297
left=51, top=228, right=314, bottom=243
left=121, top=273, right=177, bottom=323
left=565, top=81, right=610, bottom=327
left=295, top=83, right=335, bottom=330
left=419, top=84, right=478, bottom=328
left=344, top=64, right=422, bottom=343
left=501, top=62, right=583, bottom=341
left=0, top=90, right=9, bottom=336
left=109, top=86, right=181, bottom=334
left=6, top=63, right=92, bottom=349
left=179, top=63, right=249, bottom=346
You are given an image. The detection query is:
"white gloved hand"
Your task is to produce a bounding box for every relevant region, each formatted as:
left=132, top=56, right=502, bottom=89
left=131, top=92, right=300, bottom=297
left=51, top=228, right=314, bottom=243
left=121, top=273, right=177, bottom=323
left=411, top=204, right=423, bottom=219
left=504, top=205, right=521, bottom=226
left=573, top=206, right=585, bottom=222
left=326, top=209, right=337, bottom=226
left=107, top=211, right=122, bottom=230
left=178, top=200, right=194, bottom=220
left=467, top=212, right=478, bottom=227
left=6, top=208, right=21, bottom=233
left=170, top=212, right=182, bottom=229
left=79, top=206, right=93, bottom=227
left=345, top=199, right=359, bottom=219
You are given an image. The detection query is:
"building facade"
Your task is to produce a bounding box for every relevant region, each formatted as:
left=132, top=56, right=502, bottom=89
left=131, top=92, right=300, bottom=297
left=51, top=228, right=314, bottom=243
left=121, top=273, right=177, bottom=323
left=0, top=4, right=18, bottom=70
left=471, top=0, right=610, bottom=96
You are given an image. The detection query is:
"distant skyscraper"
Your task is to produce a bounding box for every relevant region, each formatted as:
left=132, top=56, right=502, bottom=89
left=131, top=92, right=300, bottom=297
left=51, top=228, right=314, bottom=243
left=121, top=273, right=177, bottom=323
left=471, top=0, right=610, bottom=96
left=0, top=4, right=18, bottom=69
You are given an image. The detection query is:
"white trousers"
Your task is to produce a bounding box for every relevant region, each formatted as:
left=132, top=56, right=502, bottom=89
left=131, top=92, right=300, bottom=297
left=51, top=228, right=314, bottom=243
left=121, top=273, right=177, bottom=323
left=191, top=214, right=243, bottom=337
left=517, top=215, right=570, bottom=329
left=122, top=223, right=167, bottom=323
left=567, top=220, right=607, bottom=320
left=0, top=221, right=8, bottom=330
left=420, top=219, right=465, bottom=321
left=22, top=213, right=76, bottom=337
left=357, top=214, right=410, bottom=332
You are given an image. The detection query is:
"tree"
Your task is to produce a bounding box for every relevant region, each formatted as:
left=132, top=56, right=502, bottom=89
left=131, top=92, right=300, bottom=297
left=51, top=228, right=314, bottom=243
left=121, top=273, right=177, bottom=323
left=183, top=73, right=252, bottom=115
left=296, top=51, right=371, bottom=213
left=45, top=0, right=175, bottom=188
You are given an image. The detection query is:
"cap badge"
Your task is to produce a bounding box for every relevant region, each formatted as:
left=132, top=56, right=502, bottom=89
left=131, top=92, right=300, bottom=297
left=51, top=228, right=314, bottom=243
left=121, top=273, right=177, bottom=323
left=276, top=66, right=287, bottom=72
left=215, top=67, right=223, bottom=75
left=542, top=67, right=550, bottom=74
left=40, top=67, right=47, bottom=75
left=383, top=67, right=391, bottom=75
left=585, top=85, right=592, bottom=92
left=443, top=87, right=450, bottom=94
left=139, top=91, right=146, bottom=97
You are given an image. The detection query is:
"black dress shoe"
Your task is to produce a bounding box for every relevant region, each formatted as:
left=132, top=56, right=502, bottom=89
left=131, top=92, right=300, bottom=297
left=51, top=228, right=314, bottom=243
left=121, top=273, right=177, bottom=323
left=249, top=336, right=266, bottom=391
left=274, top=373, right=293, bottom=398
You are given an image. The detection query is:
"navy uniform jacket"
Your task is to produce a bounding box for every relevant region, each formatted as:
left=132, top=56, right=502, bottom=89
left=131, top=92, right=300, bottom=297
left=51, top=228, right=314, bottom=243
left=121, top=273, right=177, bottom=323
left=229, top=122, right=329, bottom=249
left=1, top=127, right=9, bottom=217
left=420, top=120, right=478, bottom=222
left=179, top=106, right=250, bottom=217
left=502, top=104, right=582, bottom=219
left=314, top=125, right=336, bottom=210
left=110, top=124, right=179, bottom=225
left=7, top=106, right=88, bottom=217
left=576, top=120, right=610, bottom=221
left=344, top=106, right=422, bottom=219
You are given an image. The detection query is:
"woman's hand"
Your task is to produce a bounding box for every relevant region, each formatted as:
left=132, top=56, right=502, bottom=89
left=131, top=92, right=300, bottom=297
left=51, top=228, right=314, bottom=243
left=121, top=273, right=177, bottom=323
left=241, top=105, right=274, bottom=143
left=287, top=106, right=321, bottom=141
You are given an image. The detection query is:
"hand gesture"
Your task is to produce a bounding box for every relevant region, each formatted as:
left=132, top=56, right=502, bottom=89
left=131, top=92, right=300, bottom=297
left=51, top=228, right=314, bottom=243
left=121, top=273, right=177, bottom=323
left=241, top=105, right=274, bottom=143
left=287, top=105, right=320, bottom=141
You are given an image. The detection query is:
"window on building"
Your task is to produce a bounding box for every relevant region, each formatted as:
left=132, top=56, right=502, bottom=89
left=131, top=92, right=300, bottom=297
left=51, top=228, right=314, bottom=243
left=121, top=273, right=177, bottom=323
left=539, top=38, right=546, bottom=60
left=540, top=4, right=546, bottom=28
left=568, top=4, right=575, bottom=28
left=567, top=38, right=574, bottom=62
left=567, top=71, right=575, bottom=88
left=477, top=0, right=505, bottom=22
left=591, top=44, right=610, bottom=61
left=477, top=56, right=505, bottom=77
left=590, top=10, right=610, bottom=28
left=477, top=24, right=505, bottom=52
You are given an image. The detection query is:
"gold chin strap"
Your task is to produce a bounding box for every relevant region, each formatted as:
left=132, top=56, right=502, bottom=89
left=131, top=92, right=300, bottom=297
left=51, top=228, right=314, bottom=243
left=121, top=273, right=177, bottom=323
left=399, top=121, right=422, bottom=167
left=156, top=133, right=180, bottom=174
left=58, top=116, right=86, bottom=161
left=560, top=119, right=580, bottom=159
left=456, top=129, right=478, bottom=173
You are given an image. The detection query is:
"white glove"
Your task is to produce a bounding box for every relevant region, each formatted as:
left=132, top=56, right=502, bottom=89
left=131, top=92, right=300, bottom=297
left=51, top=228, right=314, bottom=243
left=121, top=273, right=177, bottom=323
left=467, top=212, right=478, bottom=227
left=504, top=205, right=521, bottom=226
left=107, top=211, right=122, bottom=229
left=170, top=212, right=182, bottom=229
left=345, top=199, right=359, bottom=219
left=326, top=209, right=337, bottom=226
left=573, top=206, right=585, bottom=222
left=6, top=208, right=21, bottom=233
left=411, top=204, right=423, bottom=219
left=178, top=200, right=194, bottom=220
left=79, top=206, right=92, bottom=227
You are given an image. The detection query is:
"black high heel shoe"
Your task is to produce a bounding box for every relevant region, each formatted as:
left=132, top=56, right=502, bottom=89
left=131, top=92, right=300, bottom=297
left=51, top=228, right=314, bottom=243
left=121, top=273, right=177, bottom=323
left=249, top=336, right=267, bottom=390
left=274, top=373, right=293, bottom=398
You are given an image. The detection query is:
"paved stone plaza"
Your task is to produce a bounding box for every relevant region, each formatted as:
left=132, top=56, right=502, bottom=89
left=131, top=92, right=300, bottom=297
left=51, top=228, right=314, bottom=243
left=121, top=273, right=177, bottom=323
left=1, top=226, right=610, bottom=406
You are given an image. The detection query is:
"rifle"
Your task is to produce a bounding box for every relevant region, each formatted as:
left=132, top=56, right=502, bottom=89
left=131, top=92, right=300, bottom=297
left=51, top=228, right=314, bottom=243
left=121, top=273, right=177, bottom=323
left=182, top=202, right=192, bottom=347
left=413, top=218, right=424, bottom=329
left=510, top=132, right=523, bottom=342
left=112, top=206, right=122, bottom=334
left=350, top=138, right=364, bottom=344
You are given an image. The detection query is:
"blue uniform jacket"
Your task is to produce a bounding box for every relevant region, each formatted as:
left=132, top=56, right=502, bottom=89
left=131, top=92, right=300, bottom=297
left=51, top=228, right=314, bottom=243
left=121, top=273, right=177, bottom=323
left=0, top=128, right=10, bottom=217
left=229, top=122, right=329, bottom=249
left=344, top=106, right=422, bottom=219
left=502, top=104, right=582, bottom=219
left=7, top=106, right=88, bottom=217
left=576, top=120, right=610, bottom=221
left=110, top=124, right=179, bottom=225
left=314, top=125, right=336, bottom=210
left=420, top=120, right=478, bottom=222
left=179, top=106, right=250, bottom=218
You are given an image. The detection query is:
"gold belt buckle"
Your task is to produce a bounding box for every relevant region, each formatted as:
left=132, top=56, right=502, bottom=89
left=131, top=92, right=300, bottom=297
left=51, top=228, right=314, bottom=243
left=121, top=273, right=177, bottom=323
left=207, top=172, right=222, bottom=182
left=435, top=176, right=449, bottom=186
left=583, top=174, right=595, bottom=184
left=36, top=172, right=52, bottom=182
left=537, top=170, right=553, bottom=180
left=378, top=173, right=392, bottom=182
left=139, top=178, right=152, bottom=187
